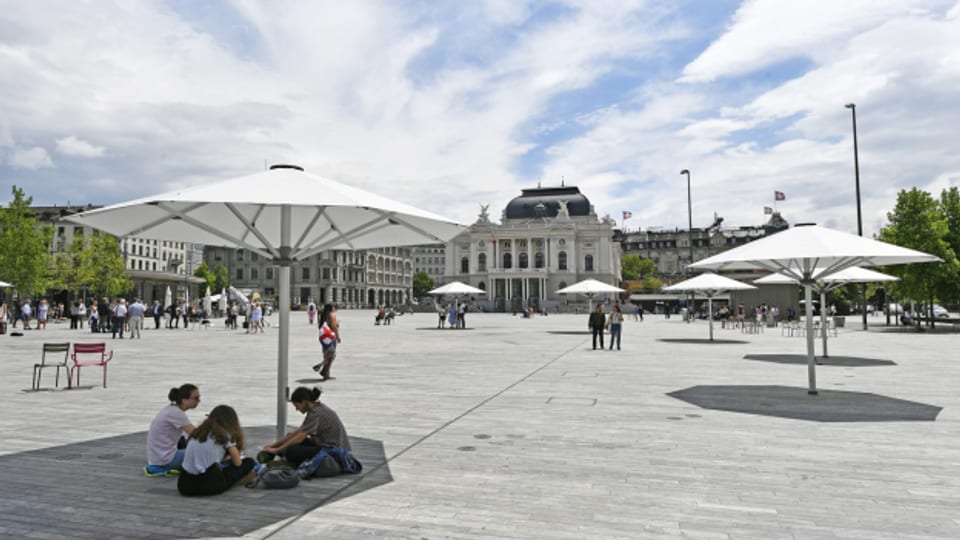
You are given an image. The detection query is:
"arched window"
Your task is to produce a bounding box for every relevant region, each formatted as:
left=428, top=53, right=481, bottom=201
left=461, top=256, right=469, bottom=273
left=558, top=281, right=567, bottom=290
left=478, top=253, right=487, bottom=272
left=534, top=252, right=544, bottom=268
left=478, top=281, right=486, bottom=291
left=503, top=253, right=512, bottom=269
left=519, top=252, right=529, bottom=268
left=584, top=254, right=594, bottom=271
left=558, top=251, right=567, bottom=270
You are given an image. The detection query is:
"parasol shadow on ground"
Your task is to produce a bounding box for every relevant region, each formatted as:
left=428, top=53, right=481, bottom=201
left=667, top=385, right=942, bottom=422
left=658, top=338, right=749, bottom=345
left=744, top=354, right=896, bottom=367
left=0, top=426, right=391, bottom=540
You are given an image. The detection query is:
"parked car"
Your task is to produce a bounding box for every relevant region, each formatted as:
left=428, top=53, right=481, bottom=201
left=887, top=303, right=903, bottom=315
left=932, top=304, right=949, bottom=318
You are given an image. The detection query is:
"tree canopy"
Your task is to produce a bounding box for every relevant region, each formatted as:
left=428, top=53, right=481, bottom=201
left=412, top=270, right=435, bottom=299
left=0, top=186, right=53, bottom=296
left=879, top=187, right=960, bottom=309
left=621, top=253, right=656, bottom=281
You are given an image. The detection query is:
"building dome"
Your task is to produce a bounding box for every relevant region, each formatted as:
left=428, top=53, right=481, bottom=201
left=503, top=186, right=591, bottom=220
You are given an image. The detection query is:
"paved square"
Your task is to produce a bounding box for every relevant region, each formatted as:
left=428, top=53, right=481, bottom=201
left=1, top=311, right=957, bottom=539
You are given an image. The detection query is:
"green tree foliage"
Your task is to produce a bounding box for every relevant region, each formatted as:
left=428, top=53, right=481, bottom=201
left=49, top=233, right=96, bottom=298
left=212, top=263, right=230, bottom=291
left=940, top=186, right=960, bottom=262
left=412, top=270, right=435, bottom=299
left=85, top=232, right=133, bottom=298
left=620, top=254, right=656, bottom=281
left=879, top=188, right=960, bottom=313
left=193, top=261, right=216, bottom=291
left=0, top=186, right=53, bottom=296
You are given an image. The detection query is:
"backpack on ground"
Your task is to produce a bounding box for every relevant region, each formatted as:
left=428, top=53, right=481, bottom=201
left=246, top=466, right=300, bottom=489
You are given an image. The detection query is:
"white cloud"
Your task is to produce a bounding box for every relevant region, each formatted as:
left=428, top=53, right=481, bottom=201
left=8, top=146, right=53, bottom=170
left=55, top=135, right=105, bottom=157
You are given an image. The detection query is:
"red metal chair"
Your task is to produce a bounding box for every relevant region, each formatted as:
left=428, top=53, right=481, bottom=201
left=70, top=342, right=113, bottom=388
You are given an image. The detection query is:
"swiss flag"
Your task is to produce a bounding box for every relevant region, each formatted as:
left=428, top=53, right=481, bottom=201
left=622, top=210, right=633, bottom=221
left=764, top=206, right=773, bottom=215
left=774, top=191, right=786, bottom=201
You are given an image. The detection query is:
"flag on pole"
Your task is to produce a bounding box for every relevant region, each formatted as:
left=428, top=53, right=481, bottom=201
left=774, top=190, right=786, bottom=201
left=622, top=210, right=632, bottom=221
left=764, top=206, right=773, bottom=215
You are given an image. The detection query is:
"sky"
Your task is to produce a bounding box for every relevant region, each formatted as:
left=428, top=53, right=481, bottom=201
left=1, top=0, right=959, bottom=236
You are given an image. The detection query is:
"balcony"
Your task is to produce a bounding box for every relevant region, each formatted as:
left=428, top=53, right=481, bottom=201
left=484, top=267, right=549, bottom=275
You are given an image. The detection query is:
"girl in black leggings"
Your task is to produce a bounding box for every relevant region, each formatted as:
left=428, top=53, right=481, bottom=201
left=177, top=405, right=257, bottom=496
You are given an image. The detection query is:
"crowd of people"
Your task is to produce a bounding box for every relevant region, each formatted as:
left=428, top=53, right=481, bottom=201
left=437, top=302, right=468, bottom=329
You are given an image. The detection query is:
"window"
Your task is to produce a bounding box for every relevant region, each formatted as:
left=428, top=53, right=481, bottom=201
left=302, top=267, right=310, bottom=280
left=322, top=268, right=330, bottom=279
left=266, top=267, right=274, bottom=280
left=519, top=252, right=528, bottom=268
left=503, top=253, right=512, bottom=269
left=251, top=252, right=258, bottom=261
left=585, top=254, right=594, bottom=272
left=152, top=262, right=157, bottom=271
left=461, top=257, right=469, bottom=273
left=478, top=281, right=486, bottom=291
left=534, top=252, right=544, bottom=268
left=73, top=227, right=83, bottom=235
left=251, top=268, right=258, bottom=280
left=236, top=268, right=243, bottom=280
left=558, top=251, right=567, bottom=270
left=559, top=281, right=567, bottom=290
left=478, top=253, right=487, bottom=272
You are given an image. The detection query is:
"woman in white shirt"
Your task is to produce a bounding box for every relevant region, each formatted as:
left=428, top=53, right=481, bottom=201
left=177, top=405, right=257, bottom=496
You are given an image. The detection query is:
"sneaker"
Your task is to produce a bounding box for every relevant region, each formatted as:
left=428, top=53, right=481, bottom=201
left=144, top=465, right=171, bottom=477
left=312, top=363, right=323, bottom=373
left=165, top=468, right=181, bottom=476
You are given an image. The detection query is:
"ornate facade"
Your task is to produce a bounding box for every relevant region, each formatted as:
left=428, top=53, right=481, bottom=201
left=445, top=185, right=621, bottom=312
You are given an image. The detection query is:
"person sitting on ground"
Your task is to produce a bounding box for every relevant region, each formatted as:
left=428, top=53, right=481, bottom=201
left=177, top=404, right=258, bottom=496
left=260, top=386, right=352, bottom=467
left=145, top=384, right=200, bottom=477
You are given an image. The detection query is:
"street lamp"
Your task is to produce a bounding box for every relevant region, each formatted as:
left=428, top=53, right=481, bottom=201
left=845, top=103, right=868, bottom=330
left=681, top=169, right=694, bottom=321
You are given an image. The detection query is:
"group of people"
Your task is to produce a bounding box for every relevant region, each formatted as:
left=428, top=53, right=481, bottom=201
left=587, top=304, right=625, bottom=350
left=146, top=383, right=353, bottom=496
left=437, top=302, right=467, bottom=329
left=0, top=299, right=50, bottom=332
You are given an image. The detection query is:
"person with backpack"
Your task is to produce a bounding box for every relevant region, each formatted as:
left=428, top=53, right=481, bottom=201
left=177, top=404, right=257, bottom=496
left=260, top=386, right=351, bottom=467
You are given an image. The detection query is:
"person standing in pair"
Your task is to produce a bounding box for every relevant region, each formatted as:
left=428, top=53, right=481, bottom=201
left=112, top=298, right=127, bottom=339
left=607, top=305, right=624, bottom=350
left=127, top=298, right=146, bottom=339
left=588, top=304, right=606, bottom=350
left=314, top=304, right=341, bottom=380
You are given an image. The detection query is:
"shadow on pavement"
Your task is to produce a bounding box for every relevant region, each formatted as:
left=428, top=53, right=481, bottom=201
left=667, top=385, right=942, bottom=422
left=546, top=330, right=591, bottom=335
left=0, top=426, right=391, bottom=539
left=744, top=354, right=896, bottom=367
left=659, top=338, right=749, bottom=345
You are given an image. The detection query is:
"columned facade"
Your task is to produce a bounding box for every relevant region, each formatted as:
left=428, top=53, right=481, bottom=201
left=446, top=185, right=621, bottom=312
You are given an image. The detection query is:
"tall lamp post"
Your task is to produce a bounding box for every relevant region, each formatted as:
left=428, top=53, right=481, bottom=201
left=681, top=169, right=694, bottom=321
left=845, top=103, right=868, bottom=330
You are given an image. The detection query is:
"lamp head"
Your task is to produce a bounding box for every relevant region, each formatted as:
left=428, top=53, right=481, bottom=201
left=844, top=103, right=855, bottom=109
left=680, top=169, right=690, bottom=175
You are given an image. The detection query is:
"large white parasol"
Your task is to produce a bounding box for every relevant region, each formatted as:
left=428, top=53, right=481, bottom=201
left=67, top=164, right=464, bottom=438
left=556, top=279, right=625, bottom=310
left=691, top=224, right=939, bottom=394
left=663, top=273, right=756, bottom=341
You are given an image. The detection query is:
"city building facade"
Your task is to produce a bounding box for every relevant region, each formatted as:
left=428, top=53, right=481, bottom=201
left=203, top=246, right=412, bottom=309
left=445, top=185, right=621, bottom=312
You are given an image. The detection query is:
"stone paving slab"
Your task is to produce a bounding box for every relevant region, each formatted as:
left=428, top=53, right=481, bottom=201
left=0, top=312, right=958, bottom=539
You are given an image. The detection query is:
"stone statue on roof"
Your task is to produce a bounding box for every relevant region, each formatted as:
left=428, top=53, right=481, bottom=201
left=556, top=199, right=570, bottom=219
left=477, top=203, right=491, bottom=224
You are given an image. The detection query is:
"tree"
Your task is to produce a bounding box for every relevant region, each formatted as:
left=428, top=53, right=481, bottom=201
left=0, top=186, right=53, bottom=296
left=49, top=233, right=96, bottom=299
left=412, top=270, right=434, bottom=299
left=212, top=263, right=230, bottom=291
left=85, top=232, right=133, bottom=298
left=622, top=254, right=656, bottom=280
left=193, top=261, right=216, bottom=291
left=879, top=188, right=960, bottom=320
